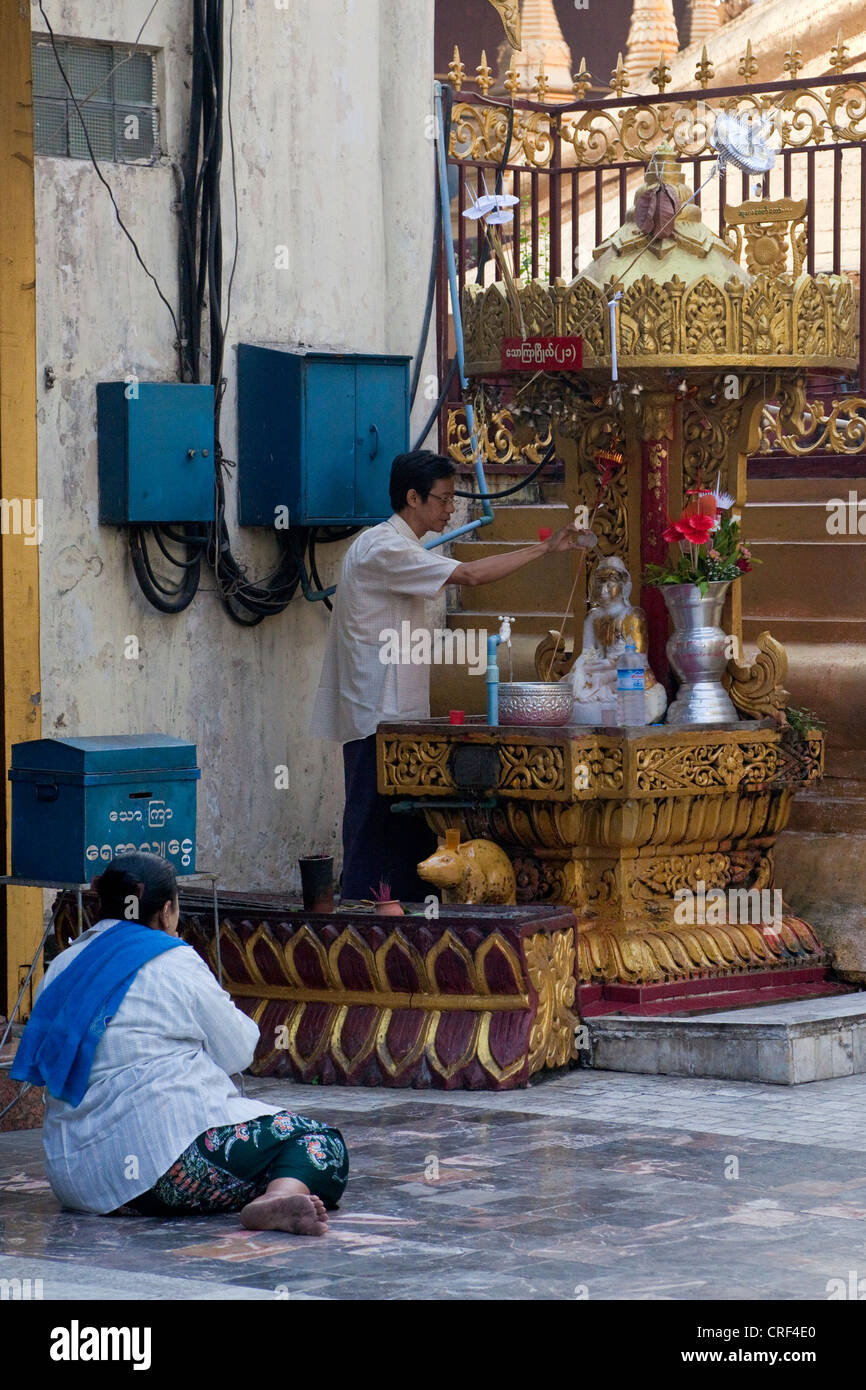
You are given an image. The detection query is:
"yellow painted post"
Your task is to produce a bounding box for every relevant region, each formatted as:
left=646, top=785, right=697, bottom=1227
left=0, top=0, right=43, bottom=1018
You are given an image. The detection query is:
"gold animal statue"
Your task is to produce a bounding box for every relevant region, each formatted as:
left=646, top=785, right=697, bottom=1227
left=418, top=830, right=516, bottom=905
left=487, top=0, right=521, bottom=51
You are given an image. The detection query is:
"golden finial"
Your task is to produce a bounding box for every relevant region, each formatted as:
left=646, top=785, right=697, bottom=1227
left=533, top=60, right=550, bottom=100
left=783, top=44, right=803, bottom=80
left=695, top=45, right=714, bottom=90
left=572, top=57, right=592, bottom=101
left=829, top=28, right=849, bottom=76
left=448, top=46, right=466, bottom=90
left=504, top=64, right=521, bottom=98
left=476, top=50, right=493, bottom=95
left=738, top=40, right=758, bottom=82
left=609, top=52, right=629, bottom=99
left=650, top=54, right=672, bottom=95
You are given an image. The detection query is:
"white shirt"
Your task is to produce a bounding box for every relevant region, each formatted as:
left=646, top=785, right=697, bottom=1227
left=36, top=921, right=281, bottom=1214
left=309, top=513, right=460, bottom=743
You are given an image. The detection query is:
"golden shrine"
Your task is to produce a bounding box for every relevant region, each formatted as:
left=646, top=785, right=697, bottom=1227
left=378, top=130, right=853, bottom=1022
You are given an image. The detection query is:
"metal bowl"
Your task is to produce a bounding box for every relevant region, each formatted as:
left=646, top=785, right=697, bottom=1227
left=497, top=681, right=573, bottom=726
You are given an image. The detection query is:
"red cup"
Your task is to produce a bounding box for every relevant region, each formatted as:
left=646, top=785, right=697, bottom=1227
left=449, top=710, right=465, bottom=725
left=538, top=527, right=552, bottom=541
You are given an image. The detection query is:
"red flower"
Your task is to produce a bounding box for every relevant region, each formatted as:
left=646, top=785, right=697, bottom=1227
left=662, top=522, right=684, bottom=544
left=685, top=488, right=718, bottom=521
left=675, top=512, right=715, bottom=545
left=736, top=556, right=752, bottom=572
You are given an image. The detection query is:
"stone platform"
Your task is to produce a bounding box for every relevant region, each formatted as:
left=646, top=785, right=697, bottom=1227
left=586, top=992, right=866, bottom=1085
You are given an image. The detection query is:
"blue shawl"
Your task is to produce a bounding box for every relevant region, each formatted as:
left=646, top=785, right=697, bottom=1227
left=11, top=920, right=185, bottom=1106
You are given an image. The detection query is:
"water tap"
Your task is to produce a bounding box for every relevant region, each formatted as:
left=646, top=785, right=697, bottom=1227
left=497, top=615, right=513, bottom=647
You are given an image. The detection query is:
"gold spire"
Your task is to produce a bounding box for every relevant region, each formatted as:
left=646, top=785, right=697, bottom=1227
left=683, top=0, right=721, bottom=50
left=624, top=0, right=679, bottom=84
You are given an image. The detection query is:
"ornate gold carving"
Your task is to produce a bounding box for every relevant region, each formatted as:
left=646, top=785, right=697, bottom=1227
left=380, top=738, right=451, bottom=792
left=446, top=407, right=553, bottom=469
left=526, top=930, right=578, bottom=1071
left=724, top=631, right=790, bottom=721
left=449, top=102, right=554, bottom=168
left=445, top=60, right=866, bottom=167
left=486, top=0, right=521, bottom=51
left=724, top=198, right=808, bottom=279
left=499, top=743, right=567, bottom=792
left=448, top=46, right=466, bottom=91
left=640, top=390, right=675, bottom=442
left=761, top=374, right=866, bottom=456
left=535, top=630, right=576, bottom=682
left=463, top=270, right=856, bottom=375
left=577, top=914, right=827, bottom=985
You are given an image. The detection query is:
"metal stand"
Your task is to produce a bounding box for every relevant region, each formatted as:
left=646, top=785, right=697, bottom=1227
left=0, top=876, right=88, bottom=1051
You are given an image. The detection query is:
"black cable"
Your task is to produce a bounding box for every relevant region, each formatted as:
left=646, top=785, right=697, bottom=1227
left=308, top=529, right=333, bottom=611
left=151, top=524, right=206, bottom=567
left=37, top=3, right=183, bottom=358
left=453, top=437, right=556, bottom=500
left=129, top=528, right=201, bottom=612
left=409, top=89, right=452, bottom=410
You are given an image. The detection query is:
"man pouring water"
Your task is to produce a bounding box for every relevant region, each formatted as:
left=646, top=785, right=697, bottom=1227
left=310, top=449, right=596, bottom=901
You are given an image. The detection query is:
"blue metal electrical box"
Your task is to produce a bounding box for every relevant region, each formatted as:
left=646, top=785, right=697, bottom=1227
left=237, top=346, right=410, bottom=526
left=97, top=382, right=215, bottom=524
left=9, top=735, right=201, bottom=884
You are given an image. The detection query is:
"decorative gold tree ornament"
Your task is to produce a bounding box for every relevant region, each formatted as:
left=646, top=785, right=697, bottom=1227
left=487, top=0, right=521, bottom=51
left=476, top=50, right=494, bottom=96
left=695, top=44, right=714, bottom=90
left=573, top=57, right=592, bottom=101
left=448, top=45, right=466, bottom=90
left=610, top=52, right=630, bottom=99
left=829, top=29, right=850, bottom=76
left=738, top=39, right=759, bottom=81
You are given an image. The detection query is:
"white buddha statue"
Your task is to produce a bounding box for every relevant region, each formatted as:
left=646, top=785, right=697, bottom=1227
left=561, top=556, right=667, bottom=724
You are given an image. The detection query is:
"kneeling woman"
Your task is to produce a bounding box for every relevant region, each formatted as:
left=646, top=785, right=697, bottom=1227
left=13, top=852, right=347, bottom=1235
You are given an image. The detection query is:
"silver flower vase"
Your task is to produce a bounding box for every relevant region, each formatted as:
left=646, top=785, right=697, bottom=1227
left=663, top=581, right=739, bottom=725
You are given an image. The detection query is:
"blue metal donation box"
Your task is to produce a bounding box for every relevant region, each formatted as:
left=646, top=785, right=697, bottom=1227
left=8, top=735, right=201, bottom=883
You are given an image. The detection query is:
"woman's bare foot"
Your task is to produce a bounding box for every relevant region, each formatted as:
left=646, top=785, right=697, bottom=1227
left=240, top=1192, right=328, bottom=1236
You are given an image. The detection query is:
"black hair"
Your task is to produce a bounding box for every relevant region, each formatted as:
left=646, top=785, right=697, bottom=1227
left=93, top=852, right=178, bottom=926
left=389, top=450, right=457, bottom=511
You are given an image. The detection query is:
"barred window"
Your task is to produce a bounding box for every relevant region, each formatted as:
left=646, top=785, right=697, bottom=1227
left=32, top=36, right=159, bottom=163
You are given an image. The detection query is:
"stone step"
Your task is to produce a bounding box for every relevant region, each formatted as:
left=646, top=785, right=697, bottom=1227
left=746, top=500, right=866, bottom=542
left=585, top=991, right=866, bottom=1085
left=477, top=503, right=571, bottom=543
left=747, top=476, right=866, bottom=504
left=746, top=542, right=866, bottom=617
left=450, top=542, right=575, bottom=611
left=742, top=616, right=866, bottom=645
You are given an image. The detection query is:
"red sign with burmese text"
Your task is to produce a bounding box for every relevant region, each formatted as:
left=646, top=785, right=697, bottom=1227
left=501, top=336, right=583, bottom=371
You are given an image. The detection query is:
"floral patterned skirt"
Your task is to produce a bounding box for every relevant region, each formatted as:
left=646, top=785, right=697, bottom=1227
left=129, top=1111, right=348, bottom=1216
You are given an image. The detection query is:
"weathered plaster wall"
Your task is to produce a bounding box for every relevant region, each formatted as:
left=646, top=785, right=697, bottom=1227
left=33, top=0, right=437, bottom=889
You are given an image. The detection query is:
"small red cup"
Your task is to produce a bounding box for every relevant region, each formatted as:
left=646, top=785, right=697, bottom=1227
left=538, top=527, right=552, bottom=541
left=449, top=710, right=465, bottom=725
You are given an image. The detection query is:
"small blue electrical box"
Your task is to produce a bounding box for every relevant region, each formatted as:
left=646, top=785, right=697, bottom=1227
left=237, top=346, right=410, bottom=526
left=97, top=382, right=215, bottom=524
left=9, top=735, right=201, bottom=884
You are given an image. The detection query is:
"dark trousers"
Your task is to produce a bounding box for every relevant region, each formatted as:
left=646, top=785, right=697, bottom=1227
left=341, top=734, right=437, bottom=902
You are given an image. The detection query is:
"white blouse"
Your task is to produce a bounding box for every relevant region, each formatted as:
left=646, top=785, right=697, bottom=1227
left=36, top=920, right=281, bottom=1214
left=309, top=513, right=460, bottom=743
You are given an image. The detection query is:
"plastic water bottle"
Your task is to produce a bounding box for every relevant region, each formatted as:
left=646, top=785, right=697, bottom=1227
left=616, top=641, right=647, bottom=725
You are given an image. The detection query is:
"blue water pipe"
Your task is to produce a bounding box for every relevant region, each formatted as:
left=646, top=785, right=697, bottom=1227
left=425, top=81, right=494, bottom=552
left=486, top=616, right=513, bottom=726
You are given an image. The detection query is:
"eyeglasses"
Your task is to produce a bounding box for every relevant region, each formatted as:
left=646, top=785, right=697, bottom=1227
left=427, top=492, right=455, bottom=505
